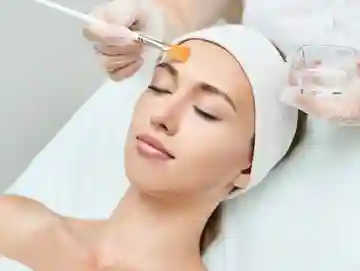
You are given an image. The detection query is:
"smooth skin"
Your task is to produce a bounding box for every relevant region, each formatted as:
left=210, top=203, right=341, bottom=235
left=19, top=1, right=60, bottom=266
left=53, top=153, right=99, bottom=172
left=0, top=39, right=254, bottom=271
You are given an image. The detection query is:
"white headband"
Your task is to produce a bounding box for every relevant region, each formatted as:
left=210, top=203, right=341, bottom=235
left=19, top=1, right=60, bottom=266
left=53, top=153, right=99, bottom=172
left=172, top=25, right=298, bottom=197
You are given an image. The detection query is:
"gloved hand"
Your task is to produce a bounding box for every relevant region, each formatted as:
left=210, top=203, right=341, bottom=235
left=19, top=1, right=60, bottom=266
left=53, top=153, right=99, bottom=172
left=281, top=61, right=360, bottom=126
left=282, top=86, right=360, bottom=125
left=83, top=0, right=167, bottom=81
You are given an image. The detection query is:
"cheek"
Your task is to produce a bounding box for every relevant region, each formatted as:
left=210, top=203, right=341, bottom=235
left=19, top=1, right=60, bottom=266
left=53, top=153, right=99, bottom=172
left=174, top=120, right=251, bottom=192
left=127, top=93, right=151, bottom=131
left=125, top=94, right=150, bottom=161
left=184, top=135, right=248, bottom=171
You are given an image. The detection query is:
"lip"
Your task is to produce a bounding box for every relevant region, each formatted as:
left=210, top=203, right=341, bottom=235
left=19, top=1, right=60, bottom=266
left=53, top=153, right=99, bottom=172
left=135, top=134, right=175, bottom=160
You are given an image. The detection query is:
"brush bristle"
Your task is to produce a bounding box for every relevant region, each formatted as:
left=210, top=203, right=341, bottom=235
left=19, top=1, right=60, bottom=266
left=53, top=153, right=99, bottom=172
left=167, top=45, right=191, bottom=63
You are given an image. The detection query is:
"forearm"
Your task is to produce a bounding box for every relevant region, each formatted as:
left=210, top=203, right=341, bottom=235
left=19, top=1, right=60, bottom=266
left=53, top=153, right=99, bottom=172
left=154, top=0, right=236, bottom=40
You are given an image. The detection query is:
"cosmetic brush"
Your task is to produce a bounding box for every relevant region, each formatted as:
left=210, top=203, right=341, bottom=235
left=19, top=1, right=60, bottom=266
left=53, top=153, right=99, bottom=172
left=35, top=0, right=190, bottom=63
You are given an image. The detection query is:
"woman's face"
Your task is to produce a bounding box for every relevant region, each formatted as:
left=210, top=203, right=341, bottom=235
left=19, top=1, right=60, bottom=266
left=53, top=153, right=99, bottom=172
left=125, top=40, right=255, bottom=200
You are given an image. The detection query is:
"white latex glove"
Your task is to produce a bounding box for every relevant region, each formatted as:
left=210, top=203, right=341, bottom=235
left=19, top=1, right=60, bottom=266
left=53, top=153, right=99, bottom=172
left=83, top=0, right=166, bottom=81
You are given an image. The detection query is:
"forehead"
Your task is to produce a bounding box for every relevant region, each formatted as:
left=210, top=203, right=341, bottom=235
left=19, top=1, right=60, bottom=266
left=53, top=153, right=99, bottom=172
left=167, top=40, right=241, bottom=79
left=163, top=39, right=252, bottom=107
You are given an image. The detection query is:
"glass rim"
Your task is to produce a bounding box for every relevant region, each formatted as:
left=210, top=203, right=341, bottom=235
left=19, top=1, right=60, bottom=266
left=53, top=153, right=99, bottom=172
left=286, top=44, right=360, bottom=63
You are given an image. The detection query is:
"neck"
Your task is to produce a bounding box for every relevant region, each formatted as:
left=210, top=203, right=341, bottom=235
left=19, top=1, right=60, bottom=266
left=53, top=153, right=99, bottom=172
left=96, top=186, right=217, bottom=271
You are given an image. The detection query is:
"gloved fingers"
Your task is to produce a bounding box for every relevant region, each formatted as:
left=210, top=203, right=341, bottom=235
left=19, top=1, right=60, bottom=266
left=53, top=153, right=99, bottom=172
left=83, top=23, right=135, bottom=46
left=101, top=54, right=141, bottom=72
left=83, top=0, right=140, bottom=43
left=94, top=42, right=143, bottom=56
left=108, top=58, right=144, bottom=81
left=283, top=90, right=360, bottom=124
left=83, top=6, right=109, bottom=42
left=294, top=93, right=334, bottom=115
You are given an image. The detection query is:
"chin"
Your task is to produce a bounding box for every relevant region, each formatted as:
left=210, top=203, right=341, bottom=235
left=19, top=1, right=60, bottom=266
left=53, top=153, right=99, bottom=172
left=124, top=153, right=164, bottom=194
left=124, top=166, right=188, bottom=200
left=124, top=138, right=173, bottom=196
left=125, top=169, right=203, bottom=200
left=125, top=165, right=169, bottom=195
left=123, top=138, right=206, bottom=199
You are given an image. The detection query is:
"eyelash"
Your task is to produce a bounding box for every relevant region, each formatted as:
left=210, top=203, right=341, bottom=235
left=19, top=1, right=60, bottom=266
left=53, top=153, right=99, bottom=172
left=148, top=85, right=171, bottom=94
left=194, top=107, right=219, bottom=121
left=148, top=85, right=219, bottom=122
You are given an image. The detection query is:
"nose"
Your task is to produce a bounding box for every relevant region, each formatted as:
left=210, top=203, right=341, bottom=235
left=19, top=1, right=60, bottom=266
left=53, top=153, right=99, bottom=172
left=150, top=99, right=183, bottom=136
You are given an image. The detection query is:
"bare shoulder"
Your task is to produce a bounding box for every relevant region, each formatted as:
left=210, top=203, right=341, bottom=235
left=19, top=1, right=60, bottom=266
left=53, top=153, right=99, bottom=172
left=0, top=195, right=60, bottom=236
left=0, top=195, right=59, bottom=222
left=0, top=196, right=60, bottom=252
left=0, top=195, right=62, bottom=267
left=0, top=195, right=99, bottom=270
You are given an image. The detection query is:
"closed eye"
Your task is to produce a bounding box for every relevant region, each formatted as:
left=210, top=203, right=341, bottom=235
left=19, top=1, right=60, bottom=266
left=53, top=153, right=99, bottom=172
left=194, top=106, right=219, bottom=121
left=148, top=85, right=171, bottom=94
left=148, top=85, right=219, bottom=121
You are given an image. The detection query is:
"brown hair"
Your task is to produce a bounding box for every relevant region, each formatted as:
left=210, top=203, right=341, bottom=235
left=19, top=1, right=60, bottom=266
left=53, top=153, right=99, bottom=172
left=200, top=204, right=223, bottom=255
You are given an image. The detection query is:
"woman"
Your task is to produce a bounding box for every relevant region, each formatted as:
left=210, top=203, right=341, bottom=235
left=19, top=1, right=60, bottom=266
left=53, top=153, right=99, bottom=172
left=0, top=25, right=298, bottom=270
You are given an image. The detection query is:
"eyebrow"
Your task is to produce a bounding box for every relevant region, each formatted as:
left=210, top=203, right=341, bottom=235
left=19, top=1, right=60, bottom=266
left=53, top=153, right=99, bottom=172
left=156, top=62, right=178, bottom=78
left=156, top=62, right=236, bottom=112
left=199, top=84, right=237, bottom=112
